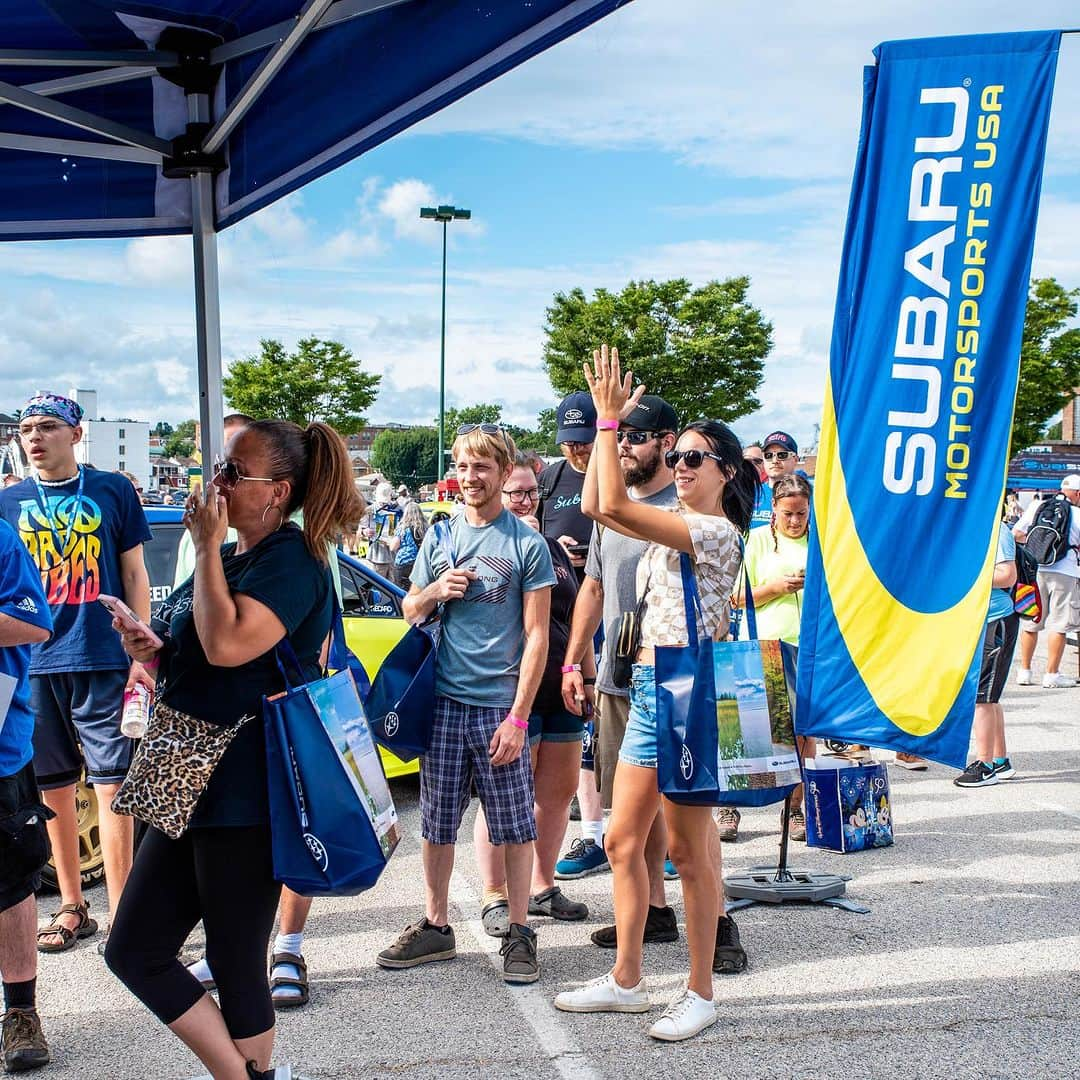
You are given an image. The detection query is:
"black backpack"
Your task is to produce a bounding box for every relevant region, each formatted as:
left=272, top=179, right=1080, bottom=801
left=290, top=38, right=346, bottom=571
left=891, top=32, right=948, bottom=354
left=1014, top=541, right=1040, bottom=586
left=1024, top=495, right=1073, bottom=566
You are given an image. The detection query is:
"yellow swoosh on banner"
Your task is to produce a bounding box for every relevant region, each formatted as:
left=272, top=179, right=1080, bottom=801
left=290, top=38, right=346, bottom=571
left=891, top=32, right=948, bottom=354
left=815, top=377, right=997, bottom=735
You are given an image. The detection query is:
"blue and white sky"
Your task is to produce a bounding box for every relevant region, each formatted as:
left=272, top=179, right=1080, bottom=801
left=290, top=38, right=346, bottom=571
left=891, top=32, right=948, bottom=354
left=1, top=1, right=1078, bottom=450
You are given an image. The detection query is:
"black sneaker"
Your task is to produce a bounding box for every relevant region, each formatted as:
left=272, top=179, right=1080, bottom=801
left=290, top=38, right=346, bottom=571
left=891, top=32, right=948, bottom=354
left=376, top=919, right=457, bottom=969
left=993, top=757, right=1016, bottom=780
left=713, top=914, right=748, bottom=975
left=954, top=761, right=998, bottom=788
left=500, top=923, right=539, bottom=984
left=246, top=1064, right=294, bottom=1079
left=2, top=1007, right=50, bottom=1072
left=591, top=904, right=679, bottom=949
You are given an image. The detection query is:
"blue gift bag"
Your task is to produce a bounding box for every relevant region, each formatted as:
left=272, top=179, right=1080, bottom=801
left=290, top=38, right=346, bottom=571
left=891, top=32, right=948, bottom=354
left=805, top=761, right=893, bottom=853
left=365, top=522, right=454, bottom=760
left=328, top=604, right=370, bottom=699
left=656, top=553, right=802, bottom=807
left=265, top=642, right=400, bottom=896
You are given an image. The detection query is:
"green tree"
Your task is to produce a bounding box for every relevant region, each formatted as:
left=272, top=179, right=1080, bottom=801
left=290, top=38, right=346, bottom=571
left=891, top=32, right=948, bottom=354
left=439, top=403, right=503, bottom=447
left=508, top=408, right=558, bottom=455
left=1012, top=278, right=1080, bottom=452
left=164, top=419, right=196, bottom=459
left=542, top=277, right=772, bottom=424
left=151, top=421, right=174, bottom=438
left=223, top=337, right=380, bottom=434
left=370, top=427, right=439, bottom=487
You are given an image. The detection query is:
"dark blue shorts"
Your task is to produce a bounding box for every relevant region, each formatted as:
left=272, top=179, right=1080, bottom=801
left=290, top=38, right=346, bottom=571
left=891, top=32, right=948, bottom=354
left=31, top=670, right=132, bottom=789
left=0, top=761, right=52, bottom=912
left=527, top=707, right=586, bottom=747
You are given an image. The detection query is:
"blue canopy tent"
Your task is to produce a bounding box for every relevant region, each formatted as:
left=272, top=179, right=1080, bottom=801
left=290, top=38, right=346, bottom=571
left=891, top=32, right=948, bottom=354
left=0, top=0, right=631, bottom=466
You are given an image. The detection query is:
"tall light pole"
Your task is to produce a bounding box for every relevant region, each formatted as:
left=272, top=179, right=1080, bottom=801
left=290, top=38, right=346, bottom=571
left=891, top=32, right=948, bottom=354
left=420, top=204, right=471, bottom=489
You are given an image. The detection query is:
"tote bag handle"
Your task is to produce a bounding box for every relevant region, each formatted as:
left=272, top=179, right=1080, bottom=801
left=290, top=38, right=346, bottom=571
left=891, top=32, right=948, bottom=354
left=678, top=542, right=757, bottom=646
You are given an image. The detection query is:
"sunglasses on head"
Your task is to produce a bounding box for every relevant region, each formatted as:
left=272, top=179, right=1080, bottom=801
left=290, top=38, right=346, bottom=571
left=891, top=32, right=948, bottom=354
left=456, top=422, right=513, bottom=453
left=664, top=449, right=725, bottom=470
left=212, top=456, right=276, bottom=488
left=763, top=450, right=794, bottom=461
left=616, top=429, right=666, bottom=445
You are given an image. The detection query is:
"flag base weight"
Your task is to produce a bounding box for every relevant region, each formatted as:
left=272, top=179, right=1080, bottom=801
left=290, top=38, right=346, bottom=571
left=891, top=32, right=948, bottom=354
left=722, top=790, right=870, bottom=914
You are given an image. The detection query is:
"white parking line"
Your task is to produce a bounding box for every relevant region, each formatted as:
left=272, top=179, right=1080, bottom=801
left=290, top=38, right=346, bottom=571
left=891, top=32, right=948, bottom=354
left=447, top=868, right=604, bottom=1080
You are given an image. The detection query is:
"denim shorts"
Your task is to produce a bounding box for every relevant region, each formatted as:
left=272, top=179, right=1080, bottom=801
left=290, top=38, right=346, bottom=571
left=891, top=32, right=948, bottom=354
left=618, top=664, right=657, bottom=769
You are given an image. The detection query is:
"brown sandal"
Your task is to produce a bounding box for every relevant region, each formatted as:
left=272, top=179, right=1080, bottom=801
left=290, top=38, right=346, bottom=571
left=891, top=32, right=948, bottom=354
left=37, top=901, right=98, bottom=953
left=270, top=952, right=309, bottom=1009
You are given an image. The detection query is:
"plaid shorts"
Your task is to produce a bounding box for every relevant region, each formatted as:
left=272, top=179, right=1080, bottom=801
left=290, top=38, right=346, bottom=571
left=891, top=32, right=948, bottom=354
left=420, top=696, right=536, bottom=846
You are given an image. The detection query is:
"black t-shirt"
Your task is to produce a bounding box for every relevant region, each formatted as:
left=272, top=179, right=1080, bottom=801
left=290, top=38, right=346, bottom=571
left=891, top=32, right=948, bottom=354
left=153, top=525, right=333, bottom=827
left=538, top=461, right=590, bottom=548
left=534, top=538, right=578, bottom=715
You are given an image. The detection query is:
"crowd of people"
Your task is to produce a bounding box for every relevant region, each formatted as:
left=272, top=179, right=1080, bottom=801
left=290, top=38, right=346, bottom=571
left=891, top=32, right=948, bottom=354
left=0, top=358, right=1076, bottom=1076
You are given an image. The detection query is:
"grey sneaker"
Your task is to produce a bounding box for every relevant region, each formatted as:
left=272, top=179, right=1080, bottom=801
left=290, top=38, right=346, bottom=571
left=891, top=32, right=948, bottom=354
left=715, top=806, right=740, bottom=842
left=376, top=920, right=456, bottom=969
left=500, top=923, right=539, bottom=984
left=2, top=1007, right=50, bottom=1072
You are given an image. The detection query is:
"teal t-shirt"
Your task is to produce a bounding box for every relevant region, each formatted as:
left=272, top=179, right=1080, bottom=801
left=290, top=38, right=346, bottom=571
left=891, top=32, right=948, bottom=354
left=411, top=509, right=555, bottom=708
left=987, top=522, right=1016, bottom=623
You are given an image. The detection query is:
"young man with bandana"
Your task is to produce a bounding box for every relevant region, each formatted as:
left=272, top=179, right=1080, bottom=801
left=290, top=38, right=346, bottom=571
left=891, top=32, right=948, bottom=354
left=0, top=392, right=152, bottom=957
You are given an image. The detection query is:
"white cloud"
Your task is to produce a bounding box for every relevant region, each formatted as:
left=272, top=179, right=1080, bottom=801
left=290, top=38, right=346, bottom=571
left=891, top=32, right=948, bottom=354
left=378, top=179, right=440, bottom=240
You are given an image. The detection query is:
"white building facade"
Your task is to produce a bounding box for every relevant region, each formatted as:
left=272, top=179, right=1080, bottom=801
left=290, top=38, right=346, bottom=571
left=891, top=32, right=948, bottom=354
left=69, top=389, right=151, bottom=489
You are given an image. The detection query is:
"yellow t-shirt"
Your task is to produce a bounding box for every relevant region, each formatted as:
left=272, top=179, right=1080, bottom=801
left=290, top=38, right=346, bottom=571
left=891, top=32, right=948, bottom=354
left=742, top=527, right=808, bottom=646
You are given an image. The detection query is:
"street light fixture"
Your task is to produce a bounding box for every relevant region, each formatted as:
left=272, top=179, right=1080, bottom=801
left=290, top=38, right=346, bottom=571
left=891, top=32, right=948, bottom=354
left=420, top=204, right=471, bottom=488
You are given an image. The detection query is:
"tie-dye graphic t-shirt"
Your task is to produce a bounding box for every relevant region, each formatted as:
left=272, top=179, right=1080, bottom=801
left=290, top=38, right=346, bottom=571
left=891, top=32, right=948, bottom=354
left=411, top=508, right=555, bottom=708
left=0, top=469, right=152, bottom=674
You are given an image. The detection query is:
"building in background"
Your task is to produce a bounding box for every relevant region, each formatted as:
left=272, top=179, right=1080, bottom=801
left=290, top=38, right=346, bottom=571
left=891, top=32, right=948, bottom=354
left=69, top=388, right=151, bottom=489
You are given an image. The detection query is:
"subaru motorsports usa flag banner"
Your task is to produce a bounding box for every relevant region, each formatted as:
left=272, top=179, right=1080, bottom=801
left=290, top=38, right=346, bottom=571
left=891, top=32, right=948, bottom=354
left=796, top=31, right=1061, bottom=767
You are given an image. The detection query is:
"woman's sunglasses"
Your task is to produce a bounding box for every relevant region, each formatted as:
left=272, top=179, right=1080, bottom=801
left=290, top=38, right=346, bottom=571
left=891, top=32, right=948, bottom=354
left=664, top=449, right=725, bottom=470
left=213, top=456, right=276, bottom=488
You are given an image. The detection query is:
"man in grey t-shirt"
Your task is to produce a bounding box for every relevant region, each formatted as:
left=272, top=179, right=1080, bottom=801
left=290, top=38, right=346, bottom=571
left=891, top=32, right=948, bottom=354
left=557, top=395, right=679, bottom=941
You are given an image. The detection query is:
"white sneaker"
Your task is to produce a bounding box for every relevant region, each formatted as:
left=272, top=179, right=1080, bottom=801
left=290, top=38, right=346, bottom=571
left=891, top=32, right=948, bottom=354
left=1042, top=672, right=1078, bottom=688
left=649, top=986, right=718, bottom=1042
left=554, top=972, right=650, bottom=1013
left=1016, top=668, right=1034, bottom=686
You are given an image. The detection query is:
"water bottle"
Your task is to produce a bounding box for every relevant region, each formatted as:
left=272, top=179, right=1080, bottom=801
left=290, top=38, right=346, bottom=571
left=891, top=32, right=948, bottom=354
left=121, top=684, right=151, bottom=739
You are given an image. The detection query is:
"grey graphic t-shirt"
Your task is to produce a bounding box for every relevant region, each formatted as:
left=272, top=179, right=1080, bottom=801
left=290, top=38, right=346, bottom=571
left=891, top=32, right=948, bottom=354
left=411, top=509, right=555, bottom=708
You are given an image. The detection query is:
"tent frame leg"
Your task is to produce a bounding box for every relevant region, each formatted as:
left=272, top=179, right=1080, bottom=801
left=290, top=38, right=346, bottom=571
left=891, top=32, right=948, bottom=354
left=189, top=92, right=225, bottom=477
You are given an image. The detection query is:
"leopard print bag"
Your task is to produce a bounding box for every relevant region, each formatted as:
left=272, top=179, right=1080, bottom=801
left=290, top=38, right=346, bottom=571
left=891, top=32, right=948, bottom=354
left=111, top=702, right=252, bottom=839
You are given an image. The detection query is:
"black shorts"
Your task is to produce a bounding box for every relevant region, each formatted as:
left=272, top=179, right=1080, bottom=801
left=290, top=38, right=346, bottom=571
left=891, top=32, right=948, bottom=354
left=31, top=669, right=131, bottom=789
left=0, top=761, right=54, bottom=912
left=976, top=615, right=1019, bottom=705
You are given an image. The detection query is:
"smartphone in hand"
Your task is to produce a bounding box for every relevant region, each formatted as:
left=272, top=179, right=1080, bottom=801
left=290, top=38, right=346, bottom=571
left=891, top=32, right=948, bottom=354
left=99, top=594, right=164, bottom=649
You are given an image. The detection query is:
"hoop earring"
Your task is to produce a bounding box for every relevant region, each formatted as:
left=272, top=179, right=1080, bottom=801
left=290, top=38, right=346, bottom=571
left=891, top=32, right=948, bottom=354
left=262, top=503, right=285, bottom=530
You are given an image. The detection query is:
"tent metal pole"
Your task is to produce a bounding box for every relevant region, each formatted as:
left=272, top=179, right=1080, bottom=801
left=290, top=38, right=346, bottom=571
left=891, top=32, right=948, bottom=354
left=0, top=132, right=161, bottom=163
left=203, top=0, right=336, bottom=155
left=189, top=94, right=225, bottom=482
left=0, top=49, right=177, bottom=68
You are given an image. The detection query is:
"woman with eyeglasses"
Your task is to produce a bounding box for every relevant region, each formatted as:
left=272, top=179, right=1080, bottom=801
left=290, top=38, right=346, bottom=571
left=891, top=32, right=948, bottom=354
left=472, top=455, right=596, bottom=935
left=737, top=473, right=814, bottom=839
left=104, top=420, right=363, bottom=1080
left=554, top=346, right=759, bottom=1042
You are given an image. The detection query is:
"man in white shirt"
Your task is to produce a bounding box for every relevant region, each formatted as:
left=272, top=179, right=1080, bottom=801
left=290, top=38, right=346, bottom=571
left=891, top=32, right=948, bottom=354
left=1012, top=474, right=1080, bottom=688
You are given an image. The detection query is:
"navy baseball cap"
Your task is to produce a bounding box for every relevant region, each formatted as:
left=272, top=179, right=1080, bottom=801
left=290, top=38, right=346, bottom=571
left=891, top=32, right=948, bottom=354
left=762, top=430, right=798, bottom=454
left=623, top=395, right=679, bottom=433
left=555, top=392, right=597, bottom=444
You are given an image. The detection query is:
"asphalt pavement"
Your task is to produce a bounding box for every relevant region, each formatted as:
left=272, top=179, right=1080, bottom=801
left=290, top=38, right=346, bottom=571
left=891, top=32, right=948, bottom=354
left=32, top=637, right=1080, bottom=1080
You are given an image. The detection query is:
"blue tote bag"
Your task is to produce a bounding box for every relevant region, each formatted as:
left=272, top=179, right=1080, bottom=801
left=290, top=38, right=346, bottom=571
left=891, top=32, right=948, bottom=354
left=656, top=553, right=802, bottom=807
left=365, top=521, right=455, bottom=760
left=805, top=760, right=893, bottom=853
left=265, top=639, right=400, bottom=896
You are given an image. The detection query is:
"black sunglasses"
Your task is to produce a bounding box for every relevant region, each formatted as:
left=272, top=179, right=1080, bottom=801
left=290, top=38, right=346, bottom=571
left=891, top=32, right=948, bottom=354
left=763, top=450, right=794, bottom=461
left=616, top=429, right=667, bottom=445
left=456, top=422, right=513, bottom=454
left=212, top=456, right=276, bottom=488
left=665, top=449, right=725, bottom=470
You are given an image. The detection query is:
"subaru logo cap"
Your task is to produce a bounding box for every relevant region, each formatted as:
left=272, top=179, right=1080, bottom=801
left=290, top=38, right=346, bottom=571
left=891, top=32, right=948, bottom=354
left=622, top=394, right=678, bottom=434
left=555, top=391, right=597, bottom=445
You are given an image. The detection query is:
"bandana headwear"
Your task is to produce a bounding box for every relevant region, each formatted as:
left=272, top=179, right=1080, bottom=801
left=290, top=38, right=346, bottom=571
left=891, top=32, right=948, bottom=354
left=22, top=392, right=84, bottom=428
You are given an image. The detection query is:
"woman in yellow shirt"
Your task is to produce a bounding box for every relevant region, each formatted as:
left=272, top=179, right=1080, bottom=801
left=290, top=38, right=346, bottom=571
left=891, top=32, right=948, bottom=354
left=740, top=474, right=814, bottom=837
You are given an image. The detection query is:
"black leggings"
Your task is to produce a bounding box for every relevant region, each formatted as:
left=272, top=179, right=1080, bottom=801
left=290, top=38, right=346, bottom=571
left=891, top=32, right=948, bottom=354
left=105, top=824, right=281, bottom=1039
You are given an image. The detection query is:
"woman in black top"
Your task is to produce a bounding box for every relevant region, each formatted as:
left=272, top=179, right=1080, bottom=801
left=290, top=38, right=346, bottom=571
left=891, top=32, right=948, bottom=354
left=105, top=420, right=362, bottom=1080
left=472, top=457, right=596, bottom=932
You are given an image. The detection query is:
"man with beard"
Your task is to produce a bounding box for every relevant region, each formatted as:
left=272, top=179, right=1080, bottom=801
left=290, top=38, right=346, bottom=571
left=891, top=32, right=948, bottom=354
left=556, top=397, right=681, bottom=953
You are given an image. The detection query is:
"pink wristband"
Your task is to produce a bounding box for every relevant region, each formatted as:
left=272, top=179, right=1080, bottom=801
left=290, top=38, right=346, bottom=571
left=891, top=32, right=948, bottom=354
left=596, top=418, right=619, bottom=431
left=507, top=714, right=528, bottom=730
left=561, top=664, right=581, bottom=674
